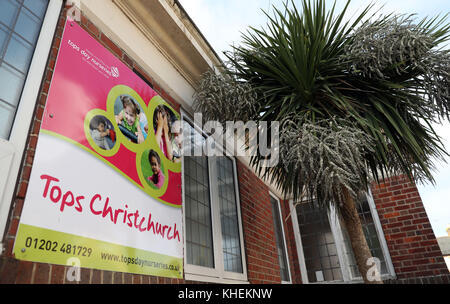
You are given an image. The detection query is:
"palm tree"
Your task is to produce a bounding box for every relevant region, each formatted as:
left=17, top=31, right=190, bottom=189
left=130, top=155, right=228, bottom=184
left=194, top=0, right=450, bottom=283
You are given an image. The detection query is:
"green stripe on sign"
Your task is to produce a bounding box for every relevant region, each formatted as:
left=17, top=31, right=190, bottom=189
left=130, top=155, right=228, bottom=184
left=13, top=223, right=183, bottom=278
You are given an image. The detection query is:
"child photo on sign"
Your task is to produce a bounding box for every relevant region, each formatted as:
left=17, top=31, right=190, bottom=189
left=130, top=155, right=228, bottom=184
left=153, top=104, right=180, bottom=162
left=147, top=149, right=165, bottom=189
left=89, top=115, right=116, bottom=150
left=114, top=95, right=146, bottom=144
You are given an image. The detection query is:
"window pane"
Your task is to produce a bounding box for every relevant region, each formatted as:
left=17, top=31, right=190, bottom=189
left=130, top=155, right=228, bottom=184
left=184, top=122, right=214, bottom=268
left=23, top=0, right=48, bottom=18
left=340, top=224, right=360, bottom=278
left=4, top=34, right=34, bottom=73
left=271, top=196, right=290, bottom=281
left=0, top=63, right=25, bottom=106
left=217, top=156, right=243, bottom=273
left=15, top=7, right=41, bottom=44
left=297, top=202, right=343, bottom=282
left=0, top=102, right=15, bottom=139
left=0, top=24, right=9, bottom=55
left=0, top=0, right=20, bottom=28
left=358, top=195, right=387, bottom=272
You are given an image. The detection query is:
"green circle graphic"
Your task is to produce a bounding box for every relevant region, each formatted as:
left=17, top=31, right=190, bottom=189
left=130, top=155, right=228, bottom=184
left=84, top=109, right=120, bottom=157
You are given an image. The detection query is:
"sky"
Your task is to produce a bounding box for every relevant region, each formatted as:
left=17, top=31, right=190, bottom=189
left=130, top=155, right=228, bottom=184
left=178, top=0, right=450, bottom=237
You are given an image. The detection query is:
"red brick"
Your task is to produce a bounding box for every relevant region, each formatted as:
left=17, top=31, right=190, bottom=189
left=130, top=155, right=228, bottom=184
left=397, top=215, right=414, bottom=221
left=420, top=240, right=437, bottom=247
left=132, top=274, right=141, bottom=284
left=408, top=248, right=425, bottom=254
left=48, top=59, right=56, bottom=70
left=53, top=36, right=61, bottom=49
left=21, top=165, right=33, bottom=182
left=7, top=218, right=19, bottom=237
left=113, top=272, right=123, bottom=284
left=149, top=275, right=158, bottom=284
left=124, top=273, right=133, bottom=284
left=123, top=53, right=134, bottom=67
left=381, top=202, right=396, bottom=208
left=386, top=222, right=404, bottom=229
left=38, top=92, right=48, bottom=107
left=400, top=225, right=418, bottom=232
left=378, top=192, right=394, bottom=199
left=3, top=238, right=15, bottom=257
left=15, top=261, right=34, bottom=284
left=383, top=212, right=400, bottom=219
left=50, top=265, right=66, bottom=284
left=35, top=105, right=45, bottom=121
left=391, top=194, right=408, bottom=202
left=80, top=14, right=89, bottom=26
left=389, top=185, right=404, bottom=192
left=406, top=197, right=421, bottom=204
left=408, top=207, right=425, bottom=214
left=100, top=33, right=123, bottom=58
left=31, top=120, right=41, bottom=135
left=34, top=263, right=50, bottom=284
left=87, top=21, right=100, bottom=37
left=428, top=263, right=447, bottom=270
left=412, top=218, right=429, bottom=225
left=399, top=266, right=418, bottom=273
left=404, top=236, right=422, bottom=243
left=394, top=205, right=410, bottom=211
left=17, top=181, right=29, bottom=198
left=402, top=187, right=419, bottom=194
left=50, top=47, right=59, bottom=59
left=103, top=271, right=113, bottom=284
left=91, top=269, right=101, bottom=284
left=414, top=271, right=434, bottom=277
left=0, top=257, right=19, bottom=283
left=80, top=268, right=91, bottom=284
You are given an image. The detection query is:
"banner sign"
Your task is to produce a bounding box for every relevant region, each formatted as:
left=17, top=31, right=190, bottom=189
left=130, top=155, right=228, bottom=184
left=13, top=19, right=183, bottom=278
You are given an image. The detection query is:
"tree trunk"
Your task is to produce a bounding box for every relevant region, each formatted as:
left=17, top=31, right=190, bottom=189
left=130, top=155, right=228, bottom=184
left=339, top=186, right=383, bottom=284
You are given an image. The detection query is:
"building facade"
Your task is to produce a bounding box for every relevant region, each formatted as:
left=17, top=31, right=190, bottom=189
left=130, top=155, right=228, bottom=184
left=0, top=0, right=449, bottom=284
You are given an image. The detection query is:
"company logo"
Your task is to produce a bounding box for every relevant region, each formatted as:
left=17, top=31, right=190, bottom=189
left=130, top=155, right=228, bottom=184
left=111, top=66, right=120, bottom=78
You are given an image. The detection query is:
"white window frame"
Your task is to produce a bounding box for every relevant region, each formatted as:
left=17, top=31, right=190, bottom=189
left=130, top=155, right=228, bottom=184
left=269, top=192, right=292, bottom=284
left=0, top=0, right=63, bottom=253
left=290, top=190, right=396, bottom=284
left=181, top=110, right=248, bottom=284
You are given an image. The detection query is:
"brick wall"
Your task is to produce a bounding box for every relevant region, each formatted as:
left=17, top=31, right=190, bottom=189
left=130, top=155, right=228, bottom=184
left=236, top=161, right=302, bottom=284
left=237, top=162, right=279, bottom=283
left=371, top=175, right=450, bottom=281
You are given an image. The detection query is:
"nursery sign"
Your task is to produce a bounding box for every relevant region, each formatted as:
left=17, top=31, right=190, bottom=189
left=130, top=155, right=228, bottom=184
left=13, top=19, right=183, bottom=278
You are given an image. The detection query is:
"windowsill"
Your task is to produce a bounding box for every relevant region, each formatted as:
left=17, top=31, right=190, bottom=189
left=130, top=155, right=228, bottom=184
left=347, top=274, right=397, bottom=284
left=308, top=274, right=396, bottom=284
left=184, top=272, right=249, bottom=284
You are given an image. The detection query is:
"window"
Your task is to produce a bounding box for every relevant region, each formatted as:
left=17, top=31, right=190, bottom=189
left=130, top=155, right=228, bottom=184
left=270, top=194, right=291, bottom=283
left=182, top=114, right=247, bottom=283
left=341, top=192, right=390, bottom=279
left=291, top=190, right=395, bottom=283
left=297, top=201, right=343, bottom=283
left=0, top=0, right=49, bottom=140
left=0, top=0, right=62, bottom=252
